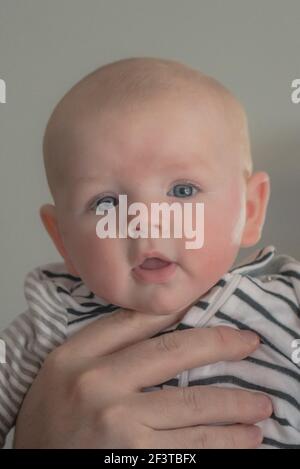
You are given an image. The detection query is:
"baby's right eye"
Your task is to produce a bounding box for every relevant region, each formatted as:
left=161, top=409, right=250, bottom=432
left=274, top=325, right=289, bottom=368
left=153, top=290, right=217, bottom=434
left=93, top=195, right=119, bottom=212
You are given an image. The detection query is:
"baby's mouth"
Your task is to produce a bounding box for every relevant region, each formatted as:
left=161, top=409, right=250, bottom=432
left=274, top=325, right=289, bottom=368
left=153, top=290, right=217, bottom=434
left=132, top=256, right=177, bottom=283
left=139, top=257, right=172, bottom=270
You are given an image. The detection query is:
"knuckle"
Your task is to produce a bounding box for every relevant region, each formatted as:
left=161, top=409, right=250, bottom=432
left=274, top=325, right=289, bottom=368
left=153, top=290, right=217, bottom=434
left=73, top=373, right=91, bottom=401
left=214, top=326, right=230, bottom=348
left=98, top=403, right=127, bottom=429
left=232, top=390, right=257, bottom=418
left=230, top=390, right=245, bottom=414
left=224, top=429, right=239, bottom=449
left=181, top=386, right=202, bottom=413
left=232, top=390, right=255, bottom=415
left=71, top=368, right=100, bottom=401
left=197, top=429, right=210, bottom=449
left=97, top=407, right=148, bottom=449
left=156, top=331, right=180, bottom=354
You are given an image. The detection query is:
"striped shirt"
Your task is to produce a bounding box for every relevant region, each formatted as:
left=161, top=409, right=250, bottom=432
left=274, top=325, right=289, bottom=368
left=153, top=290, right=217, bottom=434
left=0, top=245, right=300, bottom=448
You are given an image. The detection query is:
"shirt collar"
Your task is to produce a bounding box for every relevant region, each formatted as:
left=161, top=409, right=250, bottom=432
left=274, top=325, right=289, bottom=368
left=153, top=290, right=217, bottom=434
left=229, top=245, right=276, bottom=275
left=173, top=245, right=277, bottom=329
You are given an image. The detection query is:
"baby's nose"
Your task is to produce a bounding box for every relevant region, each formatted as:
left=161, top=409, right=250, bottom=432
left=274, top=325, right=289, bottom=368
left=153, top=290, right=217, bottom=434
left=127, top=213, right=161, bottom=238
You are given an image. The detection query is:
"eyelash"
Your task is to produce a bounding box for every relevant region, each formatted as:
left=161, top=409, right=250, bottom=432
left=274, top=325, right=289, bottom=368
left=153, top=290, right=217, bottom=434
left=89, top=182, right=202, bottom=211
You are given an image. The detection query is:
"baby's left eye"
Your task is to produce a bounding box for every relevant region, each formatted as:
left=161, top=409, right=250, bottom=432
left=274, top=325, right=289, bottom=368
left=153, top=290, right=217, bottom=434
left=168, top=183, right=200, bottom=198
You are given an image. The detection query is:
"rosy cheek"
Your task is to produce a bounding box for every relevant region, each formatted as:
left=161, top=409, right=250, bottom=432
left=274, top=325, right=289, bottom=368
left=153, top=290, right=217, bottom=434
left=81, top=235, right=109, bottom=265
left=206, top=185, right=244, bottom=245
left=62, top=225, right=99, bottom=268
left=183, top=188, right=244, bottom=277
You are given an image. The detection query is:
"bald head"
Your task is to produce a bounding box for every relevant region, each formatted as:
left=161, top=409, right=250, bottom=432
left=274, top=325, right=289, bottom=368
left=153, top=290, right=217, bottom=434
left=43, top=57, right=252, bottom=201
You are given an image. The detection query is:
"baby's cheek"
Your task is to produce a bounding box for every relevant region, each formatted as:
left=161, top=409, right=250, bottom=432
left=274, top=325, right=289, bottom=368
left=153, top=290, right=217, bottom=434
left=207, top=185, right=245, bottom=244
left=63, top=227, right=108, bottom=275
left=76, top=237, right=130, bottom=301
left=184, top=197, right=242, bottom=282
left=78, top=235, right=116, bottom=273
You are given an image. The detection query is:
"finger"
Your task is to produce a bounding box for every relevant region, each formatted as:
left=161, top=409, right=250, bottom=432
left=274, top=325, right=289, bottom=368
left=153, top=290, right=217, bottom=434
left=128, top=387, right=272, bottom=428
left=102, top=326, right=259, bottom=390
left=63, top=307, right=186, bottom=358
left=144, top=424, right=263, bottom=449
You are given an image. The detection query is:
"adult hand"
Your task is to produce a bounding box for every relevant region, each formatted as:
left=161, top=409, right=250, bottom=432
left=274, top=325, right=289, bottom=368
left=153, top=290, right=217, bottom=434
left=13, top=309, right=272, bottom=448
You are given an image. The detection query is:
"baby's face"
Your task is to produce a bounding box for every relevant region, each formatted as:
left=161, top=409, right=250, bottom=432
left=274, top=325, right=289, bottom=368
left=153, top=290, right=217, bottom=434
left=54, top=94, right=247, bottom=316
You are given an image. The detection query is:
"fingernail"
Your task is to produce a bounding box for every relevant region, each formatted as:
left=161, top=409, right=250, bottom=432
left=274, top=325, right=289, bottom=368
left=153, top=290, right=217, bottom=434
left=248, top=426, right=263, bottom=444
left=240, top=330, right=259, bottom=345
left=257, top=395, right=273, bottom=414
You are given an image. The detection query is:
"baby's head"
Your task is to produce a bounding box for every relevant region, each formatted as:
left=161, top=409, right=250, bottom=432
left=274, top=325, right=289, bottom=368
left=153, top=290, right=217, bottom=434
left=40, top=57, right=270, bottom=318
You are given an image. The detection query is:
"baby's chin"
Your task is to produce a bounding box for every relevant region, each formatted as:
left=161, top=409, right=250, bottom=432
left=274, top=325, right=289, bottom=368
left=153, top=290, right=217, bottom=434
left=126, top=296, right=196, bottom=320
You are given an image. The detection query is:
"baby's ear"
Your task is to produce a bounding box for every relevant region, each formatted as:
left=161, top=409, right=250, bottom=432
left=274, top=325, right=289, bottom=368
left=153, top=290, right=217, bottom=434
left=39, top=204, right=79, bottom=276
left=240, top=171, right=270, bottom=247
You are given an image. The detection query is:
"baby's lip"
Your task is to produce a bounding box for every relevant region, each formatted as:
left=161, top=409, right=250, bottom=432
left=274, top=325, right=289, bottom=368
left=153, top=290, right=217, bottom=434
left=133, top=251, right=173, bottom=269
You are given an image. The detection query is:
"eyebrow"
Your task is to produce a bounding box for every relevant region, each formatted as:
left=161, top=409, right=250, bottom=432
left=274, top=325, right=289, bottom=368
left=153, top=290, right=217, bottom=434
left=73, top=175, right=105, bottom=187
left=73, top=159, right=214, bottom=185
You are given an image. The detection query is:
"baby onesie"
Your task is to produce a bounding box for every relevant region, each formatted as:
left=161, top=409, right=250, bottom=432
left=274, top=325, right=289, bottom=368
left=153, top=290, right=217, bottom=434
left=0, top=245, right=300, bottom=448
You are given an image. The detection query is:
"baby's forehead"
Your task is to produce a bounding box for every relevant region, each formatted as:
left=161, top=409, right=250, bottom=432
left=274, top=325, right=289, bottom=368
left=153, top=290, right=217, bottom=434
left=43, top=58, right=251, bottom=199
left=65, top=95, right=234, bottom=168
left=45, top=58, right=244, bottom=140
left=62, top=116, right=244, bottom=207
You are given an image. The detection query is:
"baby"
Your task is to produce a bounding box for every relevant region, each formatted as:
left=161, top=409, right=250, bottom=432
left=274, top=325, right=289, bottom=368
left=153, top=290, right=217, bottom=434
left=1, top=57, right=300, bottom=449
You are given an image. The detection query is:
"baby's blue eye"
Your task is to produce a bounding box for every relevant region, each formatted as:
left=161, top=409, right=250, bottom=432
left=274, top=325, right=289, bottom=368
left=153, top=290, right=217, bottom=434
left=94, top=196, right=118, bottom=211
left=168, top=183, right=200, bottom=198
left=91, top=183, right=200, bottom=212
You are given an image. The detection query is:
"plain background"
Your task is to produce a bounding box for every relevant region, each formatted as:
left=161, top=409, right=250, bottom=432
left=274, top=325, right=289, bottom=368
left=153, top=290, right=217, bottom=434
left=0, top=0, right=299, bottom=448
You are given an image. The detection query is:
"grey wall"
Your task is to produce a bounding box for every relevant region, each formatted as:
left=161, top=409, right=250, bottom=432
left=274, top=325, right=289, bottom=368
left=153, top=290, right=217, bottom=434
left=0, top=0, right=300, bottom=446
